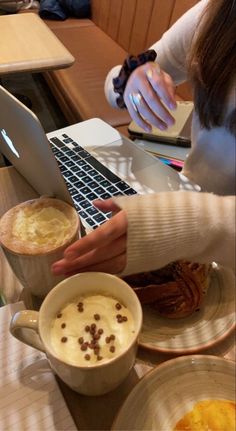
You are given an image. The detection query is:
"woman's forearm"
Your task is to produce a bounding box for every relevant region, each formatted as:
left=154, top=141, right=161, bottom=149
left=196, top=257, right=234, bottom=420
left=115, top=191, right=235, bottom=275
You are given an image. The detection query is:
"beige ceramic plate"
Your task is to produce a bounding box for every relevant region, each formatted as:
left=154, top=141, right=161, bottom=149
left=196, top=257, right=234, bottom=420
left=112, top=355, right=235, bottom=431
left=139, top=265, right=235, bottom=353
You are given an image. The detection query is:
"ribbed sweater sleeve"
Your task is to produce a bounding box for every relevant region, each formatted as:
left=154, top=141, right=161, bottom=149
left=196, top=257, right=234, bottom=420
left=113, top=192, right=235, bottom=275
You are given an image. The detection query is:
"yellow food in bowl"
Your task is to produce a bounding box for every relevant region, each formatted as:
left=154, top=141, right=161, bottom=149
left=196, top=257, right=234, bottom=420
left=174, top=400, right=235, bottom=431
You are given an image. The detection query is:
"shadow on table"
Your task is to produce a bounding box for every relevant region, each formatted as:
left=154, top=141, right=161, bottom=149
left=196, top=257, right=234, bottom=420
left=57, top=366, right=140, bottom=430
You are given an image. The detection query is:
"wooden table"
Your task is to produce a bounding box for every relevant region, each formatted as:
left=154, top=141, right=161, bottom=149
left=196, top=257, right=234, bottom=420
left=0, top=166, right=235, bottom=430
left=0, top=12, right=74, bottom=75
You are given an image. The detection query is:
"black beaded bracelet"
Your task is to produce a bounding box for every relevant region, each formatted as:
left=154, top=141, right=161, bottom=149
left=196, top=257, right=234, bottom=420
left=112, top=49, right=157, bottom=109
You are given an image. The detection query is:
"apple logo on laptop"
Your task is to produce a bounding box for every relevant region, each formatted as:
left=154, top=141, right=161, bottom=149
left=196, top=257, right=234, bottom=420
left=0, top=128, right=20, bottom=158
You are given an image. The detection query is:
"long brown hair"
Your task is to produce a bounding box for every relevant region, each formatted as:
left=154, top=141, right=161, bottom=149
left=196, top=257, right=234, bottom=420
left=189, top=0, right=236, bottom=135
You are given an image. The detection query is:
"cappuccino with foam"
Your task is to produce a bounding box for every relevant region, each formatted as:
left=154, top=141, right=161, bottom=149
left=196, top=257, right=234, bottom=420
left=0, top=197, right=79, bottom=296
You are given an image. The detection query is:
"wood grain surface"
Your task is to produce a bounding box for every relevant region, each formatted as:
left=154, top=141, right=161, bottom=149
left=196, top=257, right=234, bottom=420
left=0, top=13, right=74, bottom=75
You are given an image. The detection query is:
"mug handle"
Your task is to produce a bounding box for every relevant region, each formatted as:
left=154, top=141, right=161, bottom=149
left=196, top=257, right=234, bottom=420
left=10, top=310, right=45, bottom=353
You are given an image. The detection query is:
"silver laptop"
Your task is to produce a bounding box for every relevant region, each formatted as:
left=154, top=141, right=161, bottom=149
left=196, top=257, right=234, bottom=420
left=0, top=86, right=197, bottom=230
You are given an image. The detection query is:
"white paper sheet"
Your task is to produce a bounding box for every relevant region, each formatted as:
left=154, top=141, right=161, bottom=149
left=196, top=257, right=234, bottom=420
left=0, top=302, right=76, bottom=431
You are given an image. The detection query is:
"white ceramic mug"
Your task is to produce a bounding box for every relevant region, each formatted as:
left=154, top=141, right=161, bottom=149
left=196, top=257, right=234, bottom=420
left=10, top=272, right=143, bottom=396
left=0, top=198, right=80, bottom=297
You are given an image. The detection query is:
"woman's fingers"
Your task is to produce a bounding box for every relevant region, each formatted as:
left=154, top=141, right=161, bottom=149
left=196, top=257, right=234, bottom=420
left=126, top=92, right=152, bottom=132
left=127, top=91, right=168, bottom=131
left=53, top=234, right=126, bottom=275
left=51, top=210, right=128, bottom=275
left=146, top=63, right=177, bottom=110
left=124, top=62, right=177, bottom=131
left=65, top=253, right=126, bottom=277
left=139, top=89, right=175, bottom=129
left=64, top=210, right=127, bottom=259
left=93, top=198, right=120, bottom=213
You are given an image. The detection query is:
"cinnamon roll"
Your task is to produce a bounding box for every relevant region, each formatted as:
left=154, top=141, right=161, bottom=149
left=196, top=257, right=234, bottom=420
left=123, top=261, right=211, bottom=319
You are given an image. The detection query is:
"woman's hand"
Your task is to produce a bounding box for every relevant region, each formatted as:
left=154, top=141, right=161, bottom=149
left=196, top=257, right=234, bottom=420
left=52, top=199, right=128, bottom=276
left=124, top=61, right=177, bottom=132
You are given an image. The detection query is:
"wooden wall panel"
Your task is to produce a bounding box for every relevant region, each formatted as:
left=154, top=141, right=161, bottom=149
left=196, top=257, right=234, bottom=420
left=117, top=0, right=137, bottom=51
left=146, top=0, right=175, bottom=48
left=170, top=0, right=199, bottom=26
left=91, top=0, right=100, bottom=25
left=106, top=0, right=124, bottom=41
left=128, top=0, right=154, bottom=54
left=97, top=0, right=111, bottom=31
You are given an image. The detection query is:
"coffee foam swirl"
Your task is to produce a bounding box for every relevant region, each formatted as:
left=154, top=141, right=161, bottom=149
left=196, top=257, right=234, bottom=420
left=0, top=198, right=79, bottom=255
left=13, top=206, right=71, bottom=247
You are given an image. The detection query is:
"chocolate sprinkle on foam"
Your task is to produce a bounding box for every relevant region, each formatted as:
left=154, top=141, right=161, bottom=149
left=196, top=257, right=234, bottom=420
left=52, top=296, right=134, bottom=365
left=81, top=343, right=88, bottom=351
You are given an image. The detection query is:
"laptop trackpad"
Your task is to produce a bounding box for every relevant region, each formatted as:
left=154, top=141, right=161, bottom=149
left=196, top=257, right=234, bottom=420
left=92, top=138, right=182, bottom=194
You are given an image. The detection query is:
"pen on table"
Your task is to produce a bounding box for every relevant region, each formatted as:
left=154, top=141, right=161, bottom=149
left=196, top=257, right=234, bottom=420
left=158, top=157, right=184, bottom=171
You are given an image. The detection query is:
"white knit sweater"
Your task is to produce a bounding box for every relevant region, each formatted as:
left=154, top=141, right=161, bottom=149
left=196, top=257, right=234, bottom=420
left=104, top=0, right=236, bottom=274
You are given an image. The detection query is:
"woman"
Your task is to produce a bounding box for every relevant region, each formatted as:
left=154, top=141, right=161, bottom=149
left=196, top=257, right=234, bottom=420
left=52, top=0, right=235, bottom=277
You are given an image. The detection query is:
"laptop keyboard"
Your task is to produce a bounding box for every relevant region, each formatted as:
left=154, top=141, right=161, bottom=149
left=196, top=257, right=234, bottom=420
left=49, top=134, right=137, bottom=229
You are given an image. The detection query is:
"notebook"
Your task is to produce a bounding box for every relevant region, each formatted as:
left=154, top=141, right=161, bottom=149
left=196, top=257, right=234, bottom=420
left=134, top=139, right=190, bottom=171
left=128, top=101, right=193, bottom=147
left=0, top=302, right=76, bottom=431
left=0, top=86, right=197, bottom=231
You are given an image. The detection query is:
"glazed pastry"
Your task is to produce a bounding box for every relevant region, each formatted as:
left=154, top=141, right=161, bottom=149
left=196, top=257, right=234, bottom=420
left=123, top=261, right=211, bottom=319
